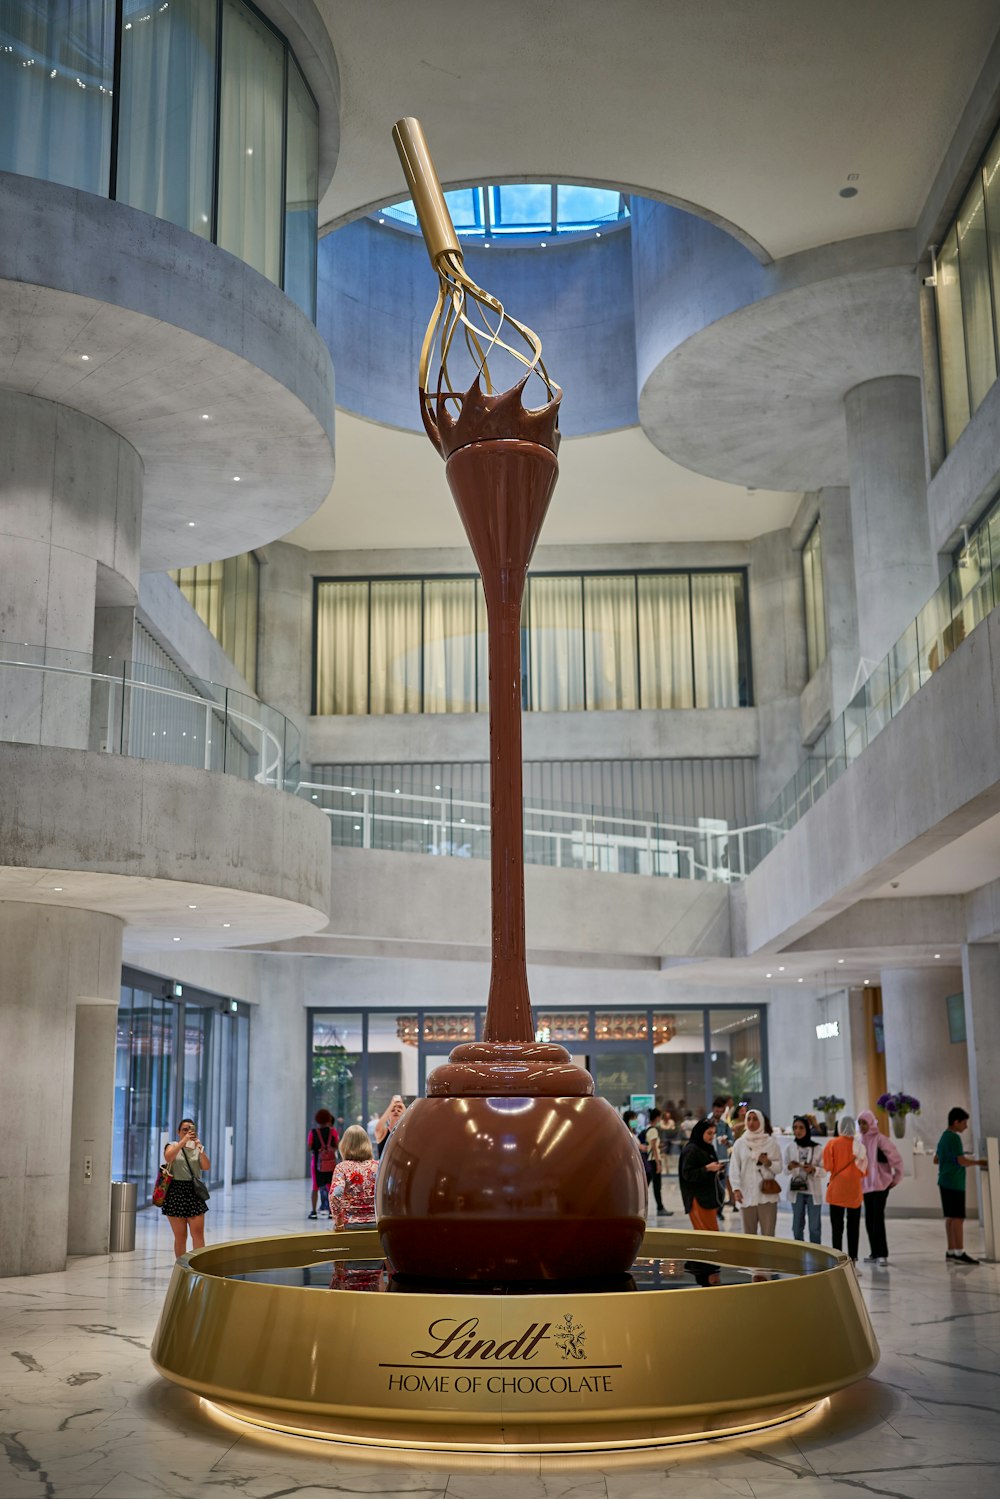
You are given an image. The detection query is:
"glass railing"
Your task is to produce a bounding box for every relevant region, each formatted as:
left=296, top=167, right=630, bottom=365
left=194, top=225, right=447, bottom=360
left=754, top=525, right=1000, bottom=865
left=297, top=777, right=769, bottom=883
left=0, top=643, right=300, bottom=793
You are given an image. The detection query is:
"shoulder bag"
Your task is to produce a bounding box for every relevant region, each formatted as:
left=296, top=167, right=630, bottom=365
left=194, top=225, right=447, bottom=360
left=177, top=1146, right=210, bottom=1203
left=152, top=1161, right=172, bottom=1207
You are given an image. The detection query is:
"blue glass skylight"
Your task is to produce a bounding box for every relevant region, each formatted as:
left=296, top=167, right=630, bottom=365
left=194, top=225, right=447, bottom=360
left=376, top=184, right=629, bottom=241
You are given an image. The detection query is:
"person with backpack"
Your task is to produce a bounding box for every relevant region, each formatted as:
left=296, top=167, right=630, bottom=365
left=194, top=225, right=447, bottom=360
left=307, top=1107, right=340, bottom=1219
left=642, top=1108, right=674, bottom=1217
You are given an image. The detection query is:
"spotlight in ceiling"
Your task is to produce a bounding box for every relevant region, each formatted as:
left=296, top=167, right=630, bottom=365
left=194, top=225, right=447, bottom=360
left=80, top=354, right=90, bottom=361
left=223, top=922, right=231, bottom=928
left=187, top=521, right=196, bottom=527
left=172, top=936, right=181, bottom=942
left=934, top=952, right=941, bottom=959
left=233, top=475, right=241, bottom=482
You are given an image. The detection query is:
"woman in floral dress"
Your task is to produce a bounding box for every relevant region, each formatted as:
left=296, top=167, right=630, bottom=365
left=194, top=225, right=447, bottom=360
left=329, top=1125, right=378, bottom=1228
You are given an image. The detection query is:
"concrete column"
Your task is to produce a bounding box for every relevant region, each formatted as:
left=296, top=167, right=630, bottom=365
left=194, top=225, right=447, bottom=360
left=748, top=528, right=808, bottom=811
left=0, top=390, right=142, bottom=749
left=961, top=942, right=1000, bottom=1144
left=816, top=486, right=861, bottom=718
left=844, top=376, right=938, bottom=670
left=68, top=1004, right=119, bottom=1256
left=248, top=956, right=307, bottom=1180
left=0, top=903, right=123, bottom=1276
left=880, top=966, right=968, bottom=1152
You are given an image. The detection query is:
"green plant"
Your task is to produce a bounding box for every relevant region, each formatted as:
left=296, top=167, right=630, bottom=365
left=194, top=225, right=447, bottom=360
left=712, top=1056, right=762, bottom=1100
left=312, top=1046, right=358, bottom=1111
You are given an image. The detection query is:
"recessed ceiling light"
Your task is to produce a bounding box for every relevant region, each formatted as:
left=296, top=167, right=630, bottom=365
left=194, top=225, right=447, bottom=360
left=80, top=354, right=90, bottom=361
left=201, top=413, right=210, bottom=420
left=52, top=886, right=63, bottom=891
left=187, top=521, right=196, bottom=527
left=934, top=953, right=941, bottom=959
left=246, top=147, right=253, bottom=156
left=222, top=922, right=231, bottom=928
left=837, top=958, right=844, bottom=964
left=540, top=241, right=547, bottom=247
left=233, top=475, right=241, bottom=482
left=434, top=784, right=441, bottom=790
left=778, top=965, right=785, bottom=972
left=353, top=824, right=360, bottom=831
left=394, top=788, right=401, bottom=794
left=311, top=793, right=318, bottom=800
left=172, top=936, right=181, bottom=942
left=484, top=242, right=490, bottom=248
left=765, top=972, right=772, bottom=978
left=797, top=977, right=804, bottom=983
left=839, top=186, right=858, bottom=199
left=188, top=904, right=198, bottom=909
left=378, top=217, right=385, bottom=224
left=595, top=231, right=601, bottom=238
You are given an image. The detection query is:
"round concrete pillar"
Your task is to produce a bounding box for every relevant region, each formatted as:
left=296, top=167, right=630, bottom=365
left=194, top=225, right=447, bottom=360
left=0, top=390, right=142, bottom=748
left=0, top=902, right=123, bottom=1277
left=844, top=376, right=937, bottom=670
left=880, top=966, right=968, bottom=1152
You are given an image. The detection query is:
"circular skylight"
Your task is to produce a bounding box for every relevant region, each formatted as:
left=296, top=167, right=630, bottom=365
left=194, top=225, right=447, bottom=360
left=376, top=184, right=630, bottom=242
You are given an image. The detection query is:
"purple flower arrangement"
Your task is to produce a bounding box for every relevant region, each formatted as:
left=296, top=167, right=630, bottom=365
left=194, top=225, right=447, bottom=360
left=877, top=1091, right=921, bottom=1117
left=813, top=1094, right=845, bottom=1114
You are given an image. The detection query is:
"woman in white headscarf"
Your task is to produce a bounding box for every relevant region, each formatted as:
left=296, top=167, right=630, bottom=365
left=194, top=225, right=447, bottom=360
left=728, top=1107, right=781, bottom=1236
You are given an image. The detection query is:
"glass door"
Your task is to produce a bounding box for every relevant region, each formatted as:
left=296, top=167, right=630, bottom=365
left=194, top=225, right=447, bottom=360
left=587, top=1050, right=651, bottom=1108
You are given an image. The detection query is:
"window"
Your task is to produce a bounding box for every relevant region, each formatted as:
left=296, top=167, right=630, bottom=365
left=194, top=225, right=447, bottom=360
left=802, top=520, right=827, bottom=678
left=378, top=184, right=629, bottom=242
left=0, top=0, right=116, bottom=195
left=116, top=0, right=216, bottom=237
left=313, top=571, right=752, bottom=715
left=0, top=1, right=319, bottom=315
left=934, top=116, right=1000, bottom=452
left=170, top=551, right=259, bottom=689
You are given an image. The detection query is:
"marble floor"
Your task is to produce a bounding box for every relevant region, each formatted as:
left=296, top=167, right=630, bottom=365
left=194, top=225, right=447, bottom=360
left=1, top=1177, right=999, bottom=1499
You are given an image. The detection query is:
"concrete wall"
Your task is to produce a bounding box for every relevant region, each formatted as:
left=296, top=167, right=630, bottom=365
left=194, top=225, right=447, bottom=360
left=881, top=966, right=970, bottom=1154
left=766, top=985, right=853, bottom=1134
left=69, top=1004, right=119, bottom=1256
left=319, top=218, right=637, bottom=436
left=138, top=573, right=255, bottom=698
left=748, top=528, right=808, bottom=811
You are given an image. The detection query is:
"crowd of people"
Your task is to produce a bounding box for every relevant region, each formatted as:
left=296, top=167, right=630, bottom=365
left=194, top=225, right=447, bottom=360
left=626, top=1096, right=987, bottom=1269
left=156, top=1094, right=986, bottom=1270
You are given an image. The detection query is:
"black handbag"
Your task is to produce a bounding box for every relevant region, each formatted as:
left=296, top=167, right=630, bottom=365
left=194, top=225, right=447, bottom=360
left=178, top=1147, right=210, bottom=1203
left=876, top=1146, right=888, bottom=1166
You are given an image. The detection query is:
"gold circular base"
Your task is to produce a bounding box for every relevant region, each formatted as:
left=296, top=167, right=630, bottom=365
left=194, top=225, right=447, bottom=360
left=151, top=1227, right=878, bottom=1455
left=203, top=1394, right=824, bottom=1454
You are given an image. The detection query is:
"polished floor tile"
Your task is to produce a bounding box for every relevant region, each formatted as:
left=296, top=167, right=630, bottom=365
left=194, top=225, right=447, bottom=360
left=0, top=1181, right=998, bottom=1498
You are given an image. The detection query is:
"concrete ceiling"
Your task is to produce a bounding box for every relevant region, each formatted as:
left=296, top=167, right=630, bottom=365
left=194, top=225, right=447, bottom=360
left=869, top=809, right=1000, bottom=898
left=285, top=410, right=799, bottom=551
left=316, top=0, right=1000, bottom=261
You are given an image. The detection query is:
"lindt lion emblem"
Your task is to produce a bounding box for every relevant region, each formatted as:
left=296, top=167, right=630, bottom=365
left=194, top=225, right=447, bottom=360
left=553, top=1314, right=587, bottom=1361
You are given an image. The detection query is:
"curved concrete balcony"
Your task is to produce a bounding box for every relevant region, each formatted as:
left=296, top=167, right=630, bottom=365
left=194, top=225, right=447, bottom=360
left=0, top=172, right=335, bottom=571
left=0, top=651, right=330, bottom=949
left=632, top=199, right=920, bottom=490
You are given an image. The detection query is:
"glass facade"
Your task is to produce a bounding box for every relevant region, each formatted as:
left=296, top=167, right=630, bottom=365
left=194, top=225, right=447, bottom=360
left=113, top=971, right=250, bottom=1206
left=0, top=0, right=319, bottom=313
left=935, top=118, right=1000, bottom=451
left=307, top=1006, right=767, bottom=1133
left=313, top=571, right=752, bottom=715
left=802, top=519, right=827, bottom=678
left=169, top=551, right=259, bottom=689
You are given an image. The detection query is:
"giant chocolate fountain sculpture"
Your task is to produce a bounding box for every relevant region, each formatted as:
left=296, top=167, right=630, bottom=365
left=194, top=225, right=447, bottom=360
left=376, top=121, right=647, bottom=1282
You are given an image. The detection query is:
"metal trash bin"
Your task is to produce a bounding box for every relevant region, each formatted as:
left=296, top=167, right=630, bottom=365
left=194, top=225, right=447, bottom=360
left=109, top=1181, right=137, bottom=1253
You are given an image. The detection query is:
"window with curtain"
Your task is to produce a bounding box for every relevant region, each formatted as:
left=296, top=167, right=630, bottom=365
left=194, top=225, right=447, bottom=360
left=934, top=115, right=1000, bottom=452
left=802, top=519, right=827, bottom=678
left=315, top=572, right=751, bottom=715
left=0, top=0, right=115, bottom=194
left=217, top=0, right=285, bottom=284
left=284, top=58, right=319, bottom=320
left=423, top=579, right=478, bottom=713
left=527, top=576, right=585, bottom=712
left=637, top=575, right=694, bottom=708
left=116, top=0, right=216, bottom=237
left=370, top=581, right=422, bottom=714
left=169, top=551, right=259, bottom=689
left=583, top=576, right=638, bottom=710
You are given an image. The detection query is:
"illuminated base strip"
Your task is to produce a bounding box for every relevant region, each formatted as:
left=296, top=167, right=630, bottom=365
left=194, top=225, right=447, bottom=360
left=202, top=1395, right=825, bottom=1455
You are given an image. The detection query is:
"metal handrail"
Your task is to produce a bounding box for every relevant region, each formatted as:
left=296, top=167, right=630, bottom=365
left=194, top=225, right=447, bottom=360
left=0, top=652, right=297, bottom=792
left=298, top=779, right=773, bottom=883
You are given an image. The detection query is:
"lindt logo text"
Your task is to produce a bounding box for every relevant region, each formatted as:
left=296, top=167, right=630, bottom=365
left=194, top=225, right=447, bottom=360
left=411, top=1317, right=550, bottom=1361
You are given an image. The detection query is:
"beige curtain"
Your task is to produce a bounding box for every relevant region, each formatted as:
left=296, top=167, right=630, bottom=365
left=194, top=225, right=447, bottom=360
left=691, top=574, right=741, bottom=707
left=217, top=0, right=284, bottom=283
left=527, top=576, right=584, bottom=711
left=315, top=582, right=368, bottom=715
left=583, top=576, right=638, bottom=710
left=423, top=579, right=477, bottom=713
left=637, top=576, right=693, bottom=708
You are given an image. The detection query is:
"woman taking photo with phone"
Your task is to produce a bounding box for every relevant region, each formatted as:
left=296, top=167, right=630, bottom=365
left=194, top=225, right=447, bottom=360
left=161, top=1119, right=210, bottom=1257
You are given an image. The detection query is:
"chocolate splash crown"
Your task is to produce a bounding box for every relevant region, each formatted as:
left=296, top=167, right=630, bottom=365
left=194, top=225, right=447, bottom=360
left=421, top=374, right=563, bottom=460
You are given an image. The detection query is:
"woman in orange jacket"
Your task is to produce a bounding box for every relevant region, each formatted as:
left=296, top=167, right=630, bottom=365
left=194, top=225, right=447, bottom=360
left=822, top=1115, right=867, bottom=1266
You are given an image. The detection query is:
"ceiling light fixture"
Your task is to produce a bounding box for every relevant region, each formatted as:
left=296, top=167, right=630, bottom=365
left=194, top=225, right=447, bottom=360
left=187, top=521, right=196, bottom=527
left=188, top=904, right=197, bottom=909
left=80, top=354, right=90, bottom=361
left=233, top=475, right=241, bottom=482
left=778, top=965, right=785, bottom=972
left=222, top=922, right=231, bottom=928
left=765, top=972, right=772, bottom=978
left=172, top=936, right=181, bottom=942
left=837, top=958, right=844, bottom=964
left=201, top=413, right=210, bottom=420
left=934, top=953, right=941, bottom=959
left=797, top=977, right=804, bottom=983
left=52, top=886, right=63, bottom=891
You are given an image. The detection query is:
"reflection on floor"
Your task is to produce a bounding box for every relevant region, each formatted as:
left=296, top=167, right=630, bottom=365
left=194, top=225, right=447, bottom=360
left=0, top=1178, right=998, bottom=1498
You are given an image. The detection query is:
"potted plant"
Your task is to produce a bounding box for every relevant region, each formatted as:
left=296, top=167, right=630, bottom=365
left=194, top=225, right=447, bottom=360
left=813, top=1094, right=845, bottom=1134
left=877, top=1092, right=920, bottom=1139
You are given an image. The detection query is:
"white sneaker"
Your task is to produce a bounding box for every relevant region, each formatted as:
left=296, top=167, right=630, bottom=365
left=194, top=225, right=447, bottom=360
left=876, top=1256, right=888, bottom=1267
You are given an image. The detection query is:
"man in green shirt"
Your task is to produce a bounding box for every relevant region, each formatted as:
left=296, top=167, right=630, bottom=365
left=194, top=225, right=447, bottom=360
left=934, top=1107, right=986, bottom=1265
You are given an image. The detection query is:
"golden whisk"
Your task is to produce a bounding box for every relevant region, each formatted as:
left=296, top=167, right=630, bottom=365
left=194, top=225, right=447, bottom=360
left=391, top=118, right=557, bottom=423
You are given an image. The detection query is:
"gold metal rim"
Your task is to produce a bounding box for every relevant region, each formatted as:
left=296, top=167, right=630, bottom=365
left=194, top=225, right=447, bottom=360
left=151, top=1227, right=878, bottom=1452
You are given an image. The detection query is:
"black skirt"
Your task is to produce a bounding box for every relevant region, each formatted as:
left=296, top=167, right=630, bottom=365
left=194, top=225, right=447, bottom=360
left=161, top=1179, right=208, bottom=1218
